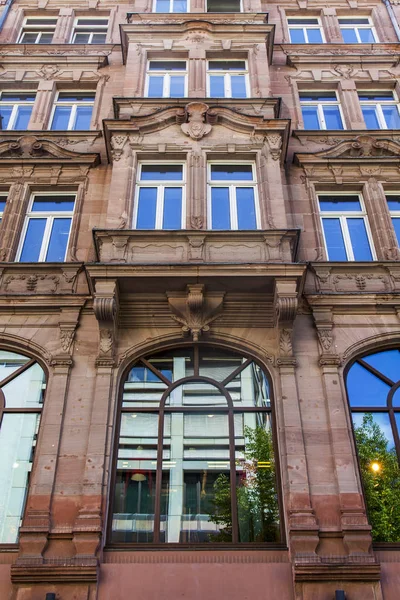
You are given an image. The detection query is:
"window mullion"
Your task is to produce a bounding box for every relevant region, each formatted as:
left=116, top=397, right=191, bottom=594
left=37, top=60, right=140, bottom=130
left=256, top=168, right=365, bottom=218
left=225, top=73, right=230, bottom=98
left=68, top=104, right=77, bottom=131
left=231, top=185, right=238, bottom=230
left=377, top=104, right=387, bottom=129
left=318, top=104, right=326, bottom=129
left=164, top=74, right=169, bottom=98
left=342, top=217, right=354, bottom=261
left=156, top=185, right=163, bottom=229
left=40, top=216, right=53, bottom=262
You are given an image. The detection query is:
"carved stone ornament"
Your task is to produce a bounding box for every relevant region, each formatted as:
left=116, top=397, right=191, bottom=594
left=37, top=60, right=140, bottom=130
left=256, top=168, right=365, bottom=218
left=279, top=328, right=293, bottom=356
left=93, top=281, right=119, bottom=364
left=316, top=328, right=333, bottom=353
left=0, top=135, right=100, bottom=165
left=167, top=284, right=224, bottom=341
left=308, top=135, right=400, bottom=160
left=177, top=102, right=217, bottom=140
left=59, top=327, right=76, bottom=353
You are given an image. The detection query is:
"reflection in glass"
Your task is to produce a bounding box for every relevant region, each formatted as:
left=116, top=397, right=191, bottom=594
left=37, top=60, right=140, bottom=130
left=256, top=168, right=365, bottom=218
left=362, top=350, right=400, bottom=383
left=347, top=362, right=390, bottom=407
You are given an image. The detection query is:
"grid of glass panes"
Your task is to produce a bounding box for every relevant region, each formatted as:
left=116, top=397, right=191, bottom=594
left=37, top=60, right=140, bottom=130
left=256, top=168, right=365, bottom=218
left=300, top=92, right=344, bottom=130
left=318, top=194, right=374, bottom=261
left=134, top=164, right=185, bottom=230
left=17, top=194, right=75, bottom=262
left=154, top=0, right=188, bottom=11
left=18, top=17, right=57, bottom=44
left=50, top=92, right=95, bottom=130
left=145, top=62, right=187, bottom=98
left=0, top=92, right=35, bottom=130
left=207, top=0, right=241, bottom=11
left=71, top=18, right=109, bottom=44
left=386, top=194, right=400, bottom=248
left=207, top=61, right=249, bottom=99
left=358, top=91, right=400, bottom=130
left=0, top=195, right=6, bottom=223
left=208, top=163, right=259, bottom=230
left=287, top=18, right=324, bottom=43
left=338, top=17, right=377, bottom=43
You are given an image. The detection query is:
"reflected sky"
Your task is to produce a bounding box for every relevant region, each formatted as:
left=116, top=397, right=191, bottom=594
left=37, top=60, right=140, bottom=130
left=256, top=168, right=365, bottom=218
left=352, top=412, right=395, bottom=450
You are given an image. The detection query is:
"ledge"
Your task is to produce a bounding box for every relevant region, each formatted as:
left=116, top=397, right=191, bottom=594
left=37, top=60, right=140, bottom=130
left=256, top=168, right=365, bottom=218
left=279, top=43, right=400, bottom=66
left=0, top=44, right=115, bottom=66
left=0, top=263, right=88, bottom=296
left=11, top=560, right=98, bottom=584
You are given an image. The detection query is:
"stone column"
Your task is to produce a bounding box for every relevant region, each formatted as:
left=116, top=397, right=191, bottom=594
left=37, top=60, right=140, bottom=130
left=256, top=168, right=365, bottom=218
left=338, top=80, right=365, bottom=130
left=29, top=80, right=56, bottom=130
left=52, top=7, right=74, bottom=44
left=321, top=8, right=342, bottom=43
left=259, top=137, right=288, bottom=229
left=188, top=49, right=206, bottom=98
left=187, top=146, right=207, bottom=229
left=363, top=177, right=400, bottom=260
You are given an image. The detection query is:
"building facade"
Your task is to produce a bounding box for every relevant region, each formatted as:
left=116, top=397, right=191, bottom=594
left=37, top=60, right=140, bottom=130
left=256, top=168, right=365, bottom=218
left=0, top=0, right=400, bottom=599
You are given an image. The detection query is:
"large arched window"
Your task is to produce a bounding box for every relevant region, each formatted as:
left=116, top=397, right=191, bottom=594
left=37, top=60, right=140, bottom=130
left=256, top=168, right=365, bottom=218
left=0, top=350, right=45, bottom=543
left=110, top=346, right=281, bottom=545
left=346, top=348, right=400, bottom=542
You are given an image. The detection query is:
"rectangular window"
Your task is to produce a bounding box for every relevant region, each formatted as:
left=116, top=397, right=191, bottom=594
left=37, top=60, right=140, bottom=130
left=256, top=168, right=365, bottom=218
left=318, top=194, right=374, bottom=261
left=154, top=0, right=188, bottom=12
left=0, top=92, right=35, bottom=130
left=146, top=62, right=187, bottom=98
left=300, top=91, right=344, bottom=130
left=71, top=17, right=109, bottom=44
left=287, top=17, right=324, bottom=43
left=207, top=60, right=249, bottom=99
left=208, top=163, right=259, bottom=230
left=338, top=17, right=377, bottom=43
left=359, top=91, right=400, bottom=130
left=17, top=194, right=75, bottom=262
left=18, top=17, right=57, bottom=44
left=0, top=194, right=6, bottom=223
left=207, top=0, right=241, bottom=12
left=134, top=164, right=185, bottom=230
left=386, top=194, right=400, bottom=247
left=50, top=92, right=95, bottom=131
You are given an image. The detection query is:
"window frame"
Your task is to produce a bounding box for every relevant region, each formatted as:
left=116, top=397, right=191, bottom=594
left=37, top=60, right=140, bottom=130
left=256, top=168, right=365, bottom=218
left=16, top=192, right=76, bottom=263
left=0, top=91, right=36, bottom=130
left=206, top=59, right=250, bottom=99
left=386, top=193, right=400, bottom=247
left=17, top=17, right=57, bottom=44
left=133, top=161, right=186, bottom=230
left=49, top=90, right=95, bottom=131
left=287, top=17, right=326, bottom=44
left=318, top=192, right=376, bottom=261
left=0, top=193, right=6, bottom=224
left=145, top=61, right=188, bottom=98
left=299, top=90, right=345, bottom=130
left=206, top=0, right=243, bottom=13
left=70, top=17, right=109, bottom=44
left=338, top=16, right=378, bottom=43
left=207, top=161, right=260, bottom=230
left=358, top=90, right=400, bottom=130
left=152, top=0, right=190, bottom=12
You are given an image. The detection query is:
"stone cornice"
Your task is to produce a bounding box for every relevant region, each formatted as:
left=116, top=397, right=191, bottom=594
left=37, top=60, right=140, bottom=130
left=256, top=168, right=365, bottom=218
left=0, top=44, right=113, bottom=67
left=0, top=263, right=89, bottom=296
left=280, top=43, right=400, bottom=66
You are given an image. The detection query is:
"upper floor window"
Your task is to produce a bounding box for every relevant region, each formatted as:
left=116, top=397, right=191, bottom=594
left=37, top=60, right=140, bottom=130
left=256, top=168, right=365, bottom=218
left=207, top=0, right=241, bottom=12
left=71, top=18, right=108, bottom=44
left=287, top=17, right=324, bottom=43
left=207, top=60, right=249, bottom=99
left=111, top=345, right=280, bottom=545
left=146, top=61, right=187, bottom=98
left=18, top=17, right=57, bottom=44
left=134, top=164, right=185, bottom=230
left=338, top=17, right=377, bottom=43
left=346, top=349, right=400, bottom=542
left=359, top=91, right=400, bottom=130
left=0, top=195, right=6, bottom=223
left=0, top=92, right=35, bottom=131
left=50, top=92, right=95, bottom=131
left=154, top=0, right=188, bottom=12
left=300, top=91, right=344, bottom=130
left=0, top=350, right=45, bottom=543
left=208, top=163, right=259, bottom=230
left=17, top=193, right=75, bottom=263
left=318, top=194, right=374, bottom=261
left=386, top=194, right=400, bottom=247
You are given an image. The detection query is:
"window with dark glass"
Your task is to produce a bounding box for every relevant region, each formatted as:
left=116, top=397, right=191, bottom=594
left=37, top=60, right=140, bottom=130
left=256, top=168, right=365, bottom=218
left=18, top=17, right=57, bottom=44
left=300, top=92, right=344, bottom=130
left=338, top=17, right=377, bottom=43
left=111, top=346, right=281, bottom=545
left=359, top=91, right=400, bottom=130
left=50, top=92, right=95, bottom=131
left=346, top=349, right=400, bottom=542
left=287, top=18, right=324, bottom=43
left=207, top=0, right=241, bottom=12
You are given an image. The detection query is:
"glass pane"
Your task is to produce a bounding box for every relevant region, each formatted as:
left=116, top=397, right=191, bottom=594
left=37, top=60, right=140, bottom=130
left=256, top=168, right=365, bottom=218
left=236, top=413, right=279, bottom=542
left=0, top=200, right=6, bottom=212
left=162, top=412, right=231, bottom=543
left=92, top=33, right=107, bottom=43
left=322, top=218, right=347, bottom=261
left=341, top=28, right=358, bottom=43
left=19, top=219, right=46, bottom=262
left=236, top=188, right=256, bottom=229
left=359, top=93, right=394, bottom=101
left=123, top=366, right=168, bottom=408
left=352, top=412, right=394, bottom=449
left=347, top=362, right=390, bottom=407
left=77, top=18, right=109, bottom=25
left=0, top=106, right=12, bottom=129
left=141, top=165, right=183, bottom=181
left=209, top=61, right=246, bottom=70
left=149, top=61, right=186, bottom=71
left=148, top=76, right=164, bottom=97
left=166, top=382, right=228, bottom=407
left=289, top=29, right=306, bottom=44
left=387, top=195, right=400, bottom=210
left=302, top=106, right=320, bottom=130
left=362, top=350, right=400, bottom=384
left=0, top=413, right=40, bottom=543
left=232, top=362, right=271, bottom=408
left=2, top=362, right=45, bottom=408
left=170, top=76, right=185, bottom=98
left=74, top=106, right=92, bottom=130
left=147, top=348, right=194, bottom=381
left=136, top=188, right=157, bottom=229
left=307, top=28, right=323, bottom=43
left=0, top=351, right=32, bottom=381
left=211, top=164, right=253, bottom=181
left=45, top=218, right=71, bottom=262
left=211, top=187, right=230, bottom=229
left=230, top=75, right=247, bottom=99
left=20, top=32, right=38, bottom=43
left=209, top=75, right=225, bottom=98
left=51, top=106, right=71, bottom=130
left=362, top=107, right=380, bottom=129
left=57, top=93, right=95, bottom=102
left=162, top=188, right=182, bottom=229
left=392, top=387, right=400, bottom=407
left=1, top=93, right=35, bottom=102
left=319, top=196, right=362, bottom=212
left=207, top=0, right=241, bottom=11
left=32, top=196, right=75, bottom=212
left=74, top=33, right=90, bottom=44
left=198, top=347, right=243, bottom=381
left=382, top=106, right=400, bottom=129
left=359, top=28, right=376, bottom=43
left=38, top=33, right=53, bottom=44
left=156, top=0, right=170, bottom=10
left=288, top=18, right=319, bottom=25
left=323, top=106, right=344, bottom=129
left=392, top=217, right=400, bottom=247
left=13, top=106, right=32, bottom=130
left=301, top=92, right=337, bottom=102
left=347, top=218, right=373, bottom=260
left=338, top=18, right=370, bottom=24
left=173, top=0, right=187, bottom=10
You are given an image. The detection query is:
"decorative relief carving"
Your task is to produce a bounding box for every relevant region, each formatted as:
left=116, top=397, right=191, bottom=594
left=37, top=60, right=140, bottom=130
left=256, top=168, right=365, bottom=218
left=190, top=216, right=203, bottom=230
left=93, top=280, right=119, bottom=365
left=316, top=328, right=334, bottom=353
left=177, top=102, right=217, bottom=140
left=187, top=236, right=205, bottom=261
left=2, top=274, right=59, bottom=294
left=265, top=134, right=283, bottom=161
left=279, top=328, right=293, bottom=356
left=59, top=327, right=76, bottom=354
left=99, top=329, right=113, bottom=354
left=167, top=284, right=224, bottom=341
left=312, top=135, right=400, bottom=160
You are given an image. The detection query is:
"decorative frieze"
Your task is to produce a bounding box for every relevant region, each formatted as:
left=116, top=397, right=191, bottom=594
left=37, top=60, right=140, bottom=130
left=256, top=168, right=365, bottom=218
left=167, top=284, right=225, bottom=340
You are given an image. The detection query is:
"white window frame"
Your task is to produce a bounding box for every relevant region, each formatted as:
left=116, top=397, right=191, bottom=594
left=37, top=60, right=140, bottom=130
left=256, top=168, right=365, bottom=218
left=287, top=17, right=326, bottom=44
left=300, top=90, right=345, bottom=130
left=49, top=91, right=95, bottom=131
left=133, top=162, right=186, bottom=230
left=358, top=90, right=400, bottom=130
left=16, top=192, right=76, bottom=263
left=207, top=161, right=260, bottom=230
left=145, top=61, right=188, bottom=98
left=206, top=60, right=250, bottom=98
left=318, top=192, right=376, bottom=261
left=0, top=91, right=35, bottom=130
left=70, top=17, right=109, bottom=44
left=152, top=0, right=190, bottom=12
left=338, top=17, right=378, bottom=43
left=17, top=17, right=57, bottom=44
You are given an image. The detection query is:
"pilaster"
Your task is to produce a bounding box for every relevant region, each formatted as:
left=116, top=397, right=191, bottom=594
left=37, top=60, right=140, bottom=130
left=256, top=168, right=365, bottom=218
left=29, top=80, right=56, bottom=130
left=339, top=80, right=366, bottom=131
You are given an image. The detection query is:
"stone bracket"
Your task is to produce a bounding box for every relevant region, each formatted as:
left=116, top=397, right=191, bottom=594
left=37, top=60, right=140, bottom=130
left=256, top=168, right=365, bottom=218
left=167, top=284, right=224, bottom=341
left=93, top=279, right=119, bottom=366
left=274, top=279, right=299, bottom=327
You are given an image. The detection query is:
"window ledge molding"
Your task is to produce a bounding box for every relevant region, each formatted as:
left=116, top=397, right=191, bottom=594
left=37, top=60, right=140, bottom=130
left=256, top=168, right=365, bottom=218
left=280, top=42, right=400, bottom=67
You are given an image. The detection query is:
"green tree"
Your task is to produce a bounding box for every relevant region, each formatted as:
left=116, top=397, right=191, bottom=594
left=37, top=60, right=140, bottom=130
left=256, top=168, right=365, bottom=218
left=354, top=413, right=400, bottom=542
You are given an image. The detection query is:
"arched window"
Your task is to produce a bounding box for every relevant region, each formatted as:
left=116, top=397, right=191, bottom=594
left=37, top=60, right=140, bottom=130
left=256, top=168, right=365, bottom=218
left=346, top=349, right=400, bottom=542
left=110, top=346, right=281, bottom=545
left=0, top=350, right=45, bottom=543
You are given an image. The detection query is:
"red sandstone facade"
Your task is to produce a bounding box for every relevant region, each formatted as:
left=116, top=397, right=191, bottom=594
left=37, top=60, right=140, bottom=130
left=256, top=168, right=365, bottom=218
left=0, top=0, right=400, bottom=599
